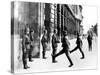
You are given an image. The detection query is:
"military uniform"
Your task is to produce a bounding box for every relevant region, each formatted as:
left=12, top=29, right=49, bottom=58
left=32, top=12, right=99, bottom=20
left=52, top=34, right=59, bottom=63
left=22, top=34, right=30, bottom=69
left=29, top=31, right=34, bottom=61
left=53, top=36, right=73, bottom=67
left=70, top=35, right=85, bottom=59
left=41, top=34, right=48, bottom=59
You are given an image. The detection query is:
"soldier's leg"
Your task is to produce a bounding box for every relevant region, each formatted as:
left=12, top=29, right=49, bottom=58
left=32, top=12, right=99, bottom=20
left=22, top=48, right=28, bottom=69
left=70, top=46, right=78, bottom=53
left=88, top=40, right=91, bottom=51
left=65, top=50, right=73, bottom=67
left=54, top=49, right=65, bottom=58
left=29, top=45, right=33, bottom=62
left=23, top=52, right=30, bottom=69
left=79, top=47, right=85, bottom=59
left=22, top=52, right=26, bottom=69
left=42, top=48, right=46, bottom=59
left=52, top=48, right=57, bottom=55
left=90, top=40, right=92, bottom=51
left=22, top=47, right=25, bottom=69
left=52, top=49, right=64, bottom=63
left=26, top=49, right=30, bottom=68
left=52, top=48, right=57, bottom=63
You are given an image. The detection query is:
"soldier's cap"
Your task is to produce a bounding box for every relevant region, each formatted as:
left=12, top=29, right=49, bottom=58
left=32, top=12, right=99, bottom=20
left=77, top=33, right=81, bottom=36
left=63, top=31, right=67, bottom=35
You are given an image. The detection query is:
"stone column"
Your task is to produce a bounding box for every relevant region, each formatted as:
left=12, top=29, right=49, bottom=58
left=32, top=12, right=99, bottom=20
left=57, top=4, right=61, bottom=41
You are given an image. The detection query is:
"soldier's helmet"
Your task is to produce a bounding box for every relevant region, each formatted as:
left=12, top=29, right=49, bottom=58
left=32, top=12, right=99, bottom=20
left=63, top=30, right=67, bottom=36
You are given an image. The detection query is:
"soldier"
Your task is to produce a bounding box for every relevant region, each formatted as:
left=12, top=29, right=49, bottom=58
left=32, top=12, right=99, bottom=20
left=51, top=29, right=59, bottom=63
left=70, top=33, right=85, bottom=59
left=22, top=27, right=30, bottom=69
left=52, top=31, right=73, bottom=67
left=41, top=29, right=48, bottom=59
left=29, top=29, right=34, bottom=62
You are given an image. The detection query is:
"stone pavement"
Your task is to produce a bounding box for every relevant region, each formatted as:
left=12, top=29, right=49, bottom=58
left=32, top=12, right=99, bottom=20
left=15, top=37, right=98, bottom=73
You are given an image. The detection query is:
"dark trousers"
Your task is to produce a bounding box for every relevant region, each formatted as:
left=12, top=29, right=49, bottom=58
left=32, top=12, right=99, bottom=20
left=42, top=48, right=46, bottom=58
left=52, top=48, right=57, bottom=62
left=87, top=40, right=92, bottom=51
left=54, top=48, right=73, bottom=65
left=22, top=48, right=29, bottom=69
left=70, top=46, right=84, bottom=58
left=29, top=45, right=33, bottom=61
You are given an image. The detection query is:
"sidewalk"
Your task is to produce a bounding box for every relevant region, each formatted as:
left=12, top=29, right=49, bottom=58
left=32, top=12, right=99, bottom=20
left=15, top=38, right=98, bottom=73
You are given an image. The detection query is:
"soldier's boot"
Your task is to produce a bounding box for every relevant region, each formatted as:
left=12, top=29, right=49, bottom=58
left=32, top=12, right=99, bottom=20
left=80, top=54, right=85, bottom=59
left=51, top=54, right=57, bottom=63
left=29, top=55, right=33, bottom=62
left=29, top=47, right=33, bottom=62
left=68, top=63, right=73, bottom=67
left=68, top=59, right=73, bottom=67
left=79, top=48, right=85, bottom=59
left=66, top=54, right=73, bottom=67
left=23, top=61, right=30, bottom=69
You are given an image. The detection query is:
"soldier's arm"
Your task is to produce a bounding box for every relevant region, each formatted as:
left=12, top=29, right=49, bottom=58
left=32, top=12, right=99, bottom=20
left=22, top=37, right=26, bottom=49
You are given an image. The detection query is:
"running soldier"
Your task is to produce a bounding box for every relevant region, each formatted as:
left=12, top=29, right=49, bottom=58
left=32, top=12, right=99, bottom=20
left=70, top=33, right=85, bottom=59
left=52, top=31, right=73, bottom=67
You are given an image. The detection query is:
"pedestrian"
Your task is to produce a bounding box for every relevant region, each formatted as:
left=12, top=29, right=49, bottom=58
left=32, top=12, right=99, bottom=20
left=41, top=29, right=48, bottom=59
left=22, top=27, right=30, bottom=69
left=70, top=33, right=85, bottom=59
left=87, top=32, right=93, bottom=51
left=52, top=31, right=73, bottom=67
left=51, top=29, right=59, bottom=63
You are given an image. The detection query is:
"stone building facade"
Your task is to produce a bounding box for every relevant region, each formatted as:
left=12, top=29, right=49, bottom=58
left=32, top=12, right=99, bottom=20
left=40, top=3, right=83, bottom=39
left=11, top=1, right=83, bottom=70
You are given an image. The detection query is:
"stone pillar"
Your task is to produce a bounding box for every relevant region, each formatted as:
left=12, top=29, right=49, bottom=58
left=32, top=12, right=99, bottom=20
left=57, top=4, right=61, bottom=41
left=44, top=3, right=51, bottom=42
left=61, top=5, right=64, bottom=38
left=39, top=3, right=45, bottom=59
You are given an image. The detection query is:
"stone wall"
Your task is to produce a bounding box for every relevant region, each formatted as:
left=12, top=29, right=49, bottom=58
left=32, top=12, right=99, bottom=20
left=11, top=1, right=40, bottom=70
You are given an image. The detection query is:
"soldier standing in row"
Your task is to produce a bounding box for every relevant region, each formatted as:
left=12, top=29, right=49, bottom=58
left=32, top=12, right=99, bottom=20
left=22, top=26, right=30, bottom=69
left=52, top=31, right=73, bottom=67
left=41, top=29, right=48, bottom=59
left=29, top=29, right=34, bottom=62
left=51, top=29, right=59, bottom=63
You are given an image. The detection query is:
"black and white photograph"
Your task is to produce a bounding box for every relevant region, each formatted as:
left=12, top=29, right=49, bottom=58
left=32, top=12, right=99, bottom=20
left=11, top=1, right=98, bottom=73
